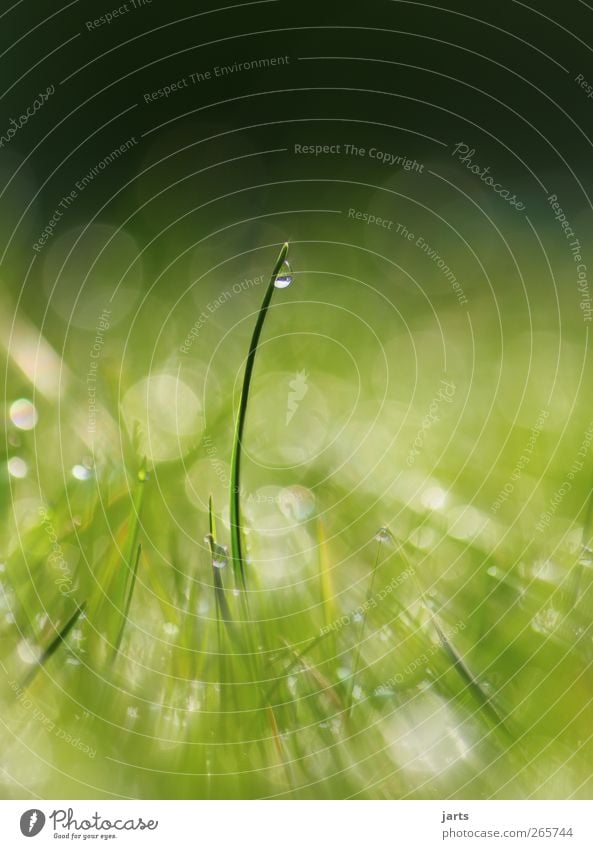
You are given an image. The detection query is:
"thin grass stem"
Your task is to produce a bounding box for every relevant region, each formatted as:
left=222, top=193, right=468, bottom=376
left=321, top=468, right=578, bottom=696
left=24, top=602, right=87, bottom=687
left=346, top=537, right=383, bottom=715
left=113, top=543, right=142, bottom=656
left=206, top=496, right=232, bottom=624
left=229, top=242, right=289, bottom=587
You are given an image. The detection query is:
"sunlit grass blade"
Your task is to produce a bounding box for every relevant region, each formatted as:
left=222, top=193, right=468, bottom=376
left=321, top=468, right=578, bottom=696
left=285, top=640, right=343, bottom=713
left=229, top=242, right=289, bottom=587
left=23, top=602, right=87, bottom=687
left=431, top=616, right=511, bottom=738
left=113, top=543, right=142, bottom=657
left=258, top=629, right=335, bottom=716
left=316, top=518, right=336, bottom=629
left=266, top=704, right=295, bottom=793
left=401, top=542, right=512, bottom=737
left=88, top=462, right=147, bottom=625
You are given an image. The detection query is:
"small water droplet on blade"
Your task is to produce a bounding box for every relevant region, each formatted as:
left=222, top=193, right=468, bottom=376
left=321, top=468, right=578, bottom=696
left=204, top=534, right=228, bottom=568
left=374, top=526, right=394, bottom=545
left=274, top=260, right=293, bottom=288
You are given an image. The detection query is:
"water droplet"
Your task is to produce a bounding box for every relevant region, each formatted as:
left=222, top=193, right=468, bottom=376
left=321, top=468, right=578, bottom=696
left=126, top=706, right=139, bottom=720
left=138, top=468, right=150, bottom=482
left=72, top=464, right=93, bottom=481
left=212, top=548, right=228, bottom=569
left=7, top=457, right=27, bottom=478
left=162, top=622, right=179, bottom=637
left=274, top=260, right=293, bottom=288
left=278, top=485, right=316, bottom=522
left=9, top=399, right=38, bottom=431
left=203, top=534, right=228, bottom=568
left=374, top=526, right=394, bottom=545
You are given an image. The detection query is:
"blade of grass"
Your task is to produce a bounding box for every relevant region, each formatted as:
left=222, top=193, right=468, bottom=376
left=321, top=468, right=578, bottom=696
left=317, top=518, right=337, bottom=629
left=256, top=627, right=336, bottom=721
left=206, top=496, right=232, bottom=623
left=205, top=497, right=255, bottom=678
left=283, top=640, right=343, bottom=712
left=346, top=531, right=387, bottom=715
left=23, top=602, right=86, bottom=687
left=206, top=496, right=229, bottom=723
left=113, top=543, right=142, bottom=657
left=229, top=242, right=289, bottom=588
left=403, top=543, right=512, bottom=737
left=430, top=616, right=512, bottom=740
left=267, top=704, right=295, bottom=793
left=89, top=462, right=147, bottom=623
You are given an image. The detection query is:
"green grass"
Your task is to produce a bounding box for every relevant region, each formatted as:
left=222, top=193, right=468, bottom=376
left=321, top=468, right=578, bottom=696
left=229, top=241, right=289, bottom=589
left=1, top=239, right=592, bottom=800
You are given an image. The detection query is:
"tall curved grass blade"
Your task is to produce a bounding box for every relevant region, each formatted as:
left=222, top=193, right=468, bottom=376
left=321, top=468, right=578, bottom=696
left=229, top=242, right=289, bottom=587
left=205, top=497, right=253, bottom=667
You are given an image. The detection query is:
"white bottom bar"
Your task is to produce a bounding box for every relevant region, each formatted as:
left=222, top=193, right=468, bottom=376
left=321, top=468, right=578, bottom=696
left=0, top=800, right=591, bottom=848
